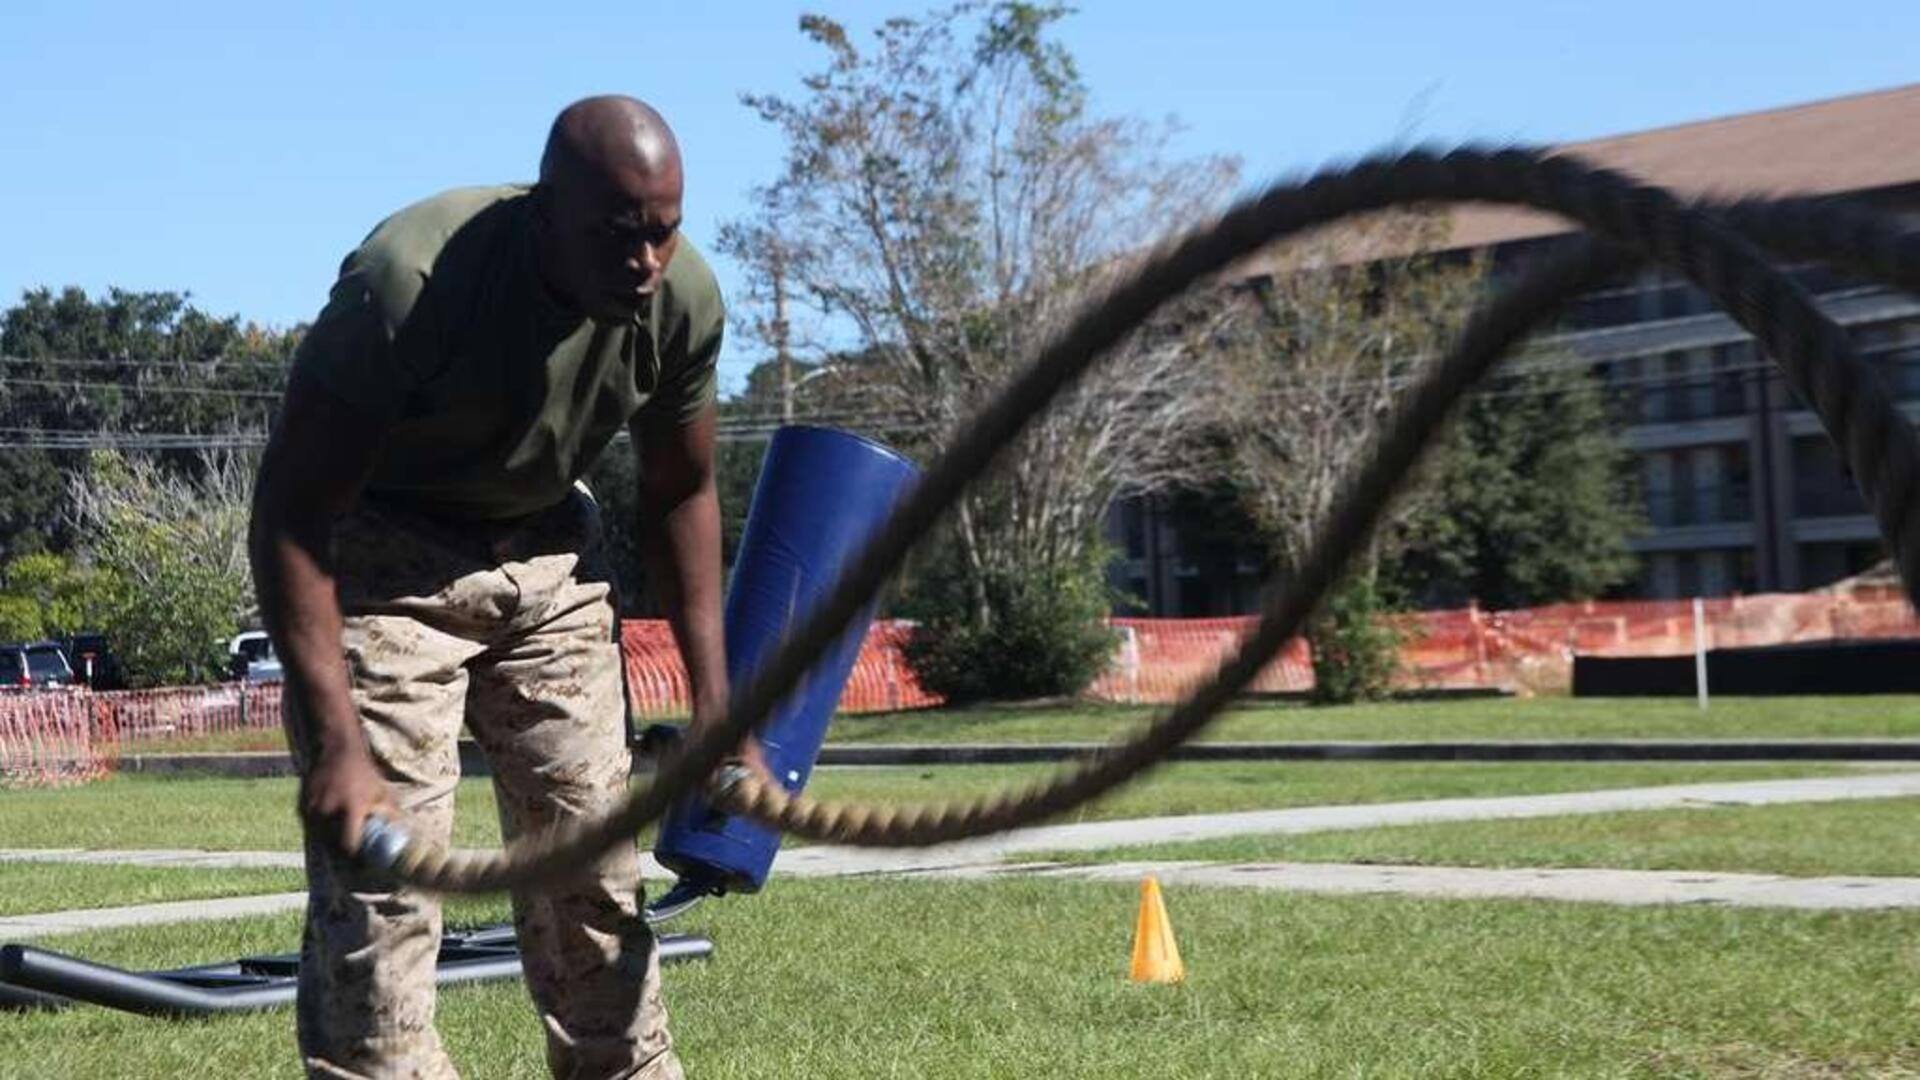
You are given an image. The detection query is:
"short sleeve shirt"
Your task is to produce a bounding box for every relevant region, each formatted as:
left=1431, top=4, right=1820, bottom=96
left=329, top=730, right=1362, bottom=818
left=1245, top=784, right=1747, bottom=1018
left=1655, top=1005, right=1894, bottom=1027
left=291, top=185, right=723, bottom=520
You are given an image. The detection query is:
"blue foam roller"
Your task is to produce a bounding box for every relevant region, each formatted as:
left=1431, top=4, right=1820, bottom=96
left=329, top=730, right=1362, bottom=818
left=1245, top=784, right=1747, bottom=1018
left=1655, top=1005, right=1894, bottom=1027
left=653, top=425, right=920, bottom=892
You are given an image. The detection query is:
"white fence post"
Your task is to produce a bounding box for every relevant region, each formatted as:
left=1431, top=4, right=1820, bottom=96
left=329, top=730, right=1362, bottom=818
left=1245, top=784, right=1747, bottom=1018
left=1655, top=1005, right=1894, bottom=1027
left=1692, top=596, right=1710, bottom=711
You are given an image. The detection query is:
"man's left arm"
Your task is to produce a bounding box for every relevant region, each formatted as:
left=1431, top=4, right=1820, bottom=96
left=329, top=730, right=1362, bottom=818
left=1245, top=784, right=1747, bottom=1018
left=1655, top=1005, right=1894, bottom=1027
left=636, top=404, right=731, bottom=735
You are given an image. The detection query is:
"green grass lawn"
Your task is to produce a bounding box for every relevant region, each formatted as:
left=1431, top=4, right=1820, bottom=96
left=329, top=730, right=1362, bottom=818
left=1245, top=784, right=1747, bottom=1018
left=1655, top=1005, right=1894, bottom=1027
left=1034, top=795, right=1920, bottom=879
left=0, top=863, right=304, bottom=918
left=5, top=878, right=1920, bottom=1077
left=0, top=777, right=507, bottom=852
left=116, top=728, right=291, bottom=755
left=831, top=694, right=1920, bottom=743
left=0, top=763, right=1864, bottom=853
left=111, top=695, right=1920, bottom=758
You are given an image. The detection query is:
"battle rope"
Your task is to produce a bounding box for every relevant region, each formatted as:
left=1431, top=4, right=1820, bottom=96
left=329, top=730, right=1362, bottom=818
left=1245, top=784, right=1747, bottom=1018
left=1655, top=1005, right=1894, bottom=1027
left=381, top=147, right=1920, bottom=894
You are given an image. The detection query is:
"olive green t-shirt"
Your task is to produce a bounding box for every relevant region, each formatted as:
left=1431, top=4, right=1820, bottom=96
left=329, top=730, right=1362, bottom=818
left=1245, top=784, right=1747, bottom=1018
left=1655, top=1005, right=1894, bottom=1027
left=292, top=184, right=723, bottom=520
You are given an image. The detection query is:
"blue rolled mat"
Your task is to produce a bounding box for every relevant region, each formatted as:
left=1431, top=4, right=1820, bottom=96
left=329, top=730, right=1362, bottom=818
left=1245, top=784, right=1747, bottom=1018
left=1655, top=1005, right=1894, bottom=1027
left=653, top=425, right=920, bottom=892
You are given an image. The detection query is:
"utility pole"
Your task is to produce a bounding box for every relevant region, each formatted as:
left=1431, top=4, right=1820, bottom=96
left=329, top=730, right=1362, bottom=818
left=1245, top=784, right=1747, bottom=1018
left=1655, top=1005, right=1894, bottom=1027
left=767, top=238, right=795, bottom=425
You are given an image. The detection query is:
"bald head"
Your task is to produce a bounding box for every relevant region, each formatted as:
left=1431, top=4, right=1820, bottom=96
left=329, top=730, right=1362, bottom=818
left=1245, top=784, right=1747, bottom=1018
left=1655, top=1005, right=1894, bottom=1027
left=541, top=95, right=682, bottom=188
left=534, top=95, right=687, bottom=323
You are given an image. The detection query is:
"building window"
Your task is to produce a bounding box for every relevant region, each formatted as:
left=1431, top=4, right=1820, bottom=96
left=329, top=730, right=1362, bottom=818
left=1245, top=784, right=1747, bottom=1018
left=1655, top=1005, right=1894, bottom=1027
left=1646, top=552, right=1679, bottom=599
left=1799, top=540, right=1888, bottom=590
left=1675, top=551, right=1702, bottom=597
left=1644, top=443, right=1752, bottom=529
left=1791, top=436, right=1864, bottom=518
left=1788, top=263, right=1852, bottom=296
left=1685, top=547, right=1761, bottom=597
left=1635, top=356, right=1665, bottom=424
left=1659, top=283, right=1708, bottom=320
left=1731, top=548, right=1758, bottom=594
left=1118, top=499, right=1147, bottom=559
left=1711, top=341, right=1751, bottom=416
left=1603, top=357, right=1637, bottom=423
left=1717, top=443, right=1754, bottom=524
left=1566, top=288, right=1641, bottom=329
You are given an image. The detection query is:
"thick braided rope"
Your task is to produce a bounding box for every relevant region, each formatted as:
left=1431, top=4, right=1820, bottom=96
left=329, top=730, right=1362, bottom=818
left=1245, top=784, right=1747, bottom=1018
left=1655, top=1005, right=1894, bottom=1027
left=391, top=147, right=1920, bottom=892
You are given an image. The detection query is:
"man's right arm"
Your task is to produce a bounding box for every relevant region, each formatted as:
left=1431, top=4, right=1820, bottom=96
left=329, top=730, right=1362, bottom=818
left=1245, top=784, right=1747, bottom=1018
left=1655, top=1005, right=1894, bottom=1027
left=249, top=369, right=395, bottom=856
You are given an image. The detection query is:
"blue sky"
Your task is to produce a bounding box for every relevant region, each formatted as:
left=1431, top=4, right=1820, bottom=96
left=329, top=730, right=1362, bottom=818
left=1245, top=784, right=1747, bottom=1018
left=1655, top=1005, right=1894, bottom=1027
left=2, top=1, right=1915, bottom=393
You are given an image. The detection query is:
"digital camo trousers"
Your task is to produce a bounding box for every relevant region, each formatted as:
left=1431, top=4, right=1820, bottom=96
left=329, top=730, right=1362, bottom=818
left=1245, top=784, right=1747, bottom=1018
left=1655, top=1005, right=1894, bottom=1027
left=286, top=492, right=683, bottom=1080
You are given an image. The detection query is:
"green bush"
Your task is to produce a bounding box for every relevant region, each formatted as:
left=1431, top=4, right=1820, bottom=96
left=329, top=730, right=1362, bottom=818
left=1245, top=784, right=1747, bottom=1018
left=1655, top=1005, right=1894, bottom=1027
left=0, top=594, right=42, bottom=642
left=1307, top=574, right=1402, bottom=705
left=0, top=553, right=121, bottom=643
left=903, top=546, right=1120, bottom=705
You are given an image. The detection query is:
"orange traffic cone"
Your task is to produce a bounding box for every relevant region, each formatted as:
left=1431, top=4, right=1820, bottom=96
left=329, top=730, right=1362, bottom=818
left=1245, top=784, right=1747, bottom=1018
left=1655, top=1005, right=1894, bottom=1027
left=1129, top=875, right=1185, bottom=984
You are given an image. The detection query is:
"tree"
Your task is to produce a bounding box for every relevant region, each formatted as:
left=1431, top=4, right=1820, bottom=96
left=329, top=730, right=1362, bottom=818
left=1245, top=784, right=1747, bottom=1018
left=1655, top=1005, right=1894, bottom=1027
left=1217, top=213, right=1641, bottom=698
left=1218, top=213, right=1641, bottom=606
left=902, top=541, right=1118, bottom=703
left=1391, top=361, right=1643, bottom=609
left=1214, top=213, right=1479, bottom=698
left=730, top=4, right=1238, bottom=695
left=0, top=450, right=65, bottom=559
left=0, top=552, right=121, bottom=642
left=0, top=287, right=294, bottom=436
left=67, top=449, right=255, bottom=685
left=1306, top=575, right=1403, bottom=704
left=720, top=202, right=820, bottom=427
left=0, top=287, right=297, bottom=560
left=1217, top=213, right=1487, bottom=582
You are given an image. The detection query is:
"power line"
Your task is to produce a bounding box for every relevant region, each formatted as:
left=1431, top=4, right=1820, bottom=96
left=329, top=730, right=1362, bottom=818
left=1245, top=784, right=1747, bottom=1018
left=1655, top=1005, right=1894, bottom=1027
left=0, top=377, right=284, bottom=401
left=8, top=360, right=1915, bottom=453
left=0, top=355, right=289, bottom=374
left=0, top=428, right=267, bottom=450
left=0, top=415, right=942, bottom=451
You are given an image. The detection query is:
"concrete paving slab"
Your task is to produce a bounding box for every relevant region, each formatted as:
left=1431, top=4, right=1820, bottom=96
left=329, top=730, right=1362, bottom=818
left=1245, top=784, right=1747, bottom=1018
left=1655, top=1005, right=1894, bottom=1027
left=768, top=771, right=1920, bottom=877
left=0, top=892, right=308, bottom=939
left=944, top=860, right=1920, bottom=910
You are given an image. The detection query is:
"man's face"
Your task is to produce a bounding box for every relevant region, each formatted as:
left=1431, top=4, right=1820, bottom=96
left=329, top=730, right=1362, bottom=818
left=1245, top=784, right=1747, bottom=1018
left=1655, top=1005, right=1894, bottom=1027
left=540, top=164, right=684, bottom=323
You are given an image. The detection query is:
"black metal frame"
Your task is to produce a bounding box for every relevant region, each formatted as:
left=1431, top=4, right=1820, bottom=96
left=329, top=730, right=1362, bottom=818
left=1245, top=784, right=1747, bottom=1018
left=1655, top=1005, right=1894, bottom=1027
left=0, top=925, right=714, bottom=1018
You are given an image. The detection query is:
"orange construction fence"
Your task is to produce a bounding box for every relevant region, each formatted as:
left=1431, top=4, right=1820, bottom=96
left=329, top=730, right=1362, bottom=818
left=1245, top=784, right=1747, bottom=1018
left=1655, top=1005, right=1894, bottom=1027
left=0, top=682, right=285, bottom=787
left=620, top=619, right=942, bottom=720
left=4, top=587, right=1916, bottom=786
left=1392, top=586, right=1920, bottom=692
left=1089, top=617, right=1314, bottom=703
left=0, top=690, right=106, bottom=787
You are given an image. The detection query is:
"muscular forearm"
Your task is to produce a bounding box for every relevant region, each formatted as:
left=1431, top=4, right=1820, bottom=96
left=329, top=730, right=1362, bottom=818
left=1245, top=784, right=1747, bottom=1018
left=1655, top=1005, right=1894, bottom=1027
left=249, top=502, right=364, bottom=760
left=642, top=479, right=729, bottom=722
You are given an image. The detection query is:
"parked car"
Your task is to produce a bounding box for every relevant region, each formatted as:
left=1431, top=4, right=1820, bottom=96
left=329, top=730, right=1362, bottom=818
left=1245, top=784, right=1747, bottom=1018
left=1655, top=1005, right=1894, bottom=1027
left=0, top=640, right=78, bottom=689
left=228, top=631, right=284, bottom=684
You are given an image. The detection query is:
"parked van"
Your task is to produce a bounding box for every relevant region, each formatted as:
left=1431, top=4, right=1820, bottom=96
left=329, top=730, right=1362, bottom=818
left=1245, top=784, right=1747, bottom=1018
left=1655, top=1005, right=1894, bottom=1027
left=228, top=631, right=284, bottom=683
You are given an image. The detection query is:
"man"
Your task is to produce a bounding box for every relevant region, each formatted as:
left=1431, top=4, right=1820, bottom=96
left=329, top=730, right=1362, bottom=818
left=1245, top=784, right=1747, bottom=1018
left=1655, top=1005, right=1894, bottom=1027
left=250, top=95, right=728, bottom=1079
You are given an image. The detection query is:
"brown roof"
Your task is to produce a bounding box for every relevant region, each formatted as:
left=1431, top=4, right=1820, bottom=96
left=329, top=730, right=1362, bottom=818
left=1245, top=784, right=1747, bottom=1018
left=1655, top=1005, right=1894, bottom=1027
left=1239, top=82, right=1920, bottom=272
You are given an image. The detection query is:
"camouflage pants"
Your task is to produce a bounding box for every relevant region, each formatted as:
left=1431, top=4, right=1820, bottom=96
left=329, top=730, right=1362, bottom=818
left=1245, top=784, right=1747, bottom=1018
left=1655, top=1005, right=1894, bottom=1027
left=287, top=491, right=682, bottom=1080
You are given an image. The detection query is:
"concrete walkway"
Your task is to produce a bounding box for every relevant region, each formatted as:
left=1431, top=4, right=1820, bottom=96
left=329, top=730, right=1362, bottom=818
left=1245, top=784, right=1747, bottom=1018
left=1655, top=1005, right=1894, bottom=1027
left=764, top=770, right=1920, bottom=877
left=0, top=849, right=305, bottom=869
left=0, top=892, right=309, bottom=938
left=5, top=771, right=1920, bottom=937
left=13, top=771, right=1920, bottom=879
left=934, top=860, right=1920, bottom=910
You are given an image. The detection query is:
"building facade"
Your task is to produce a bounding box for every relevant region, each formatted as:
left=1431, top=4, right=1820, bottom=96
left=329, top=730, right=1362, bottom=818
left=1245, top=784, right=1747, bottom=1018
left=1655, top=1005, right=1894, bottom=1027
left=1109, top=84, right=1920, bottom=613
left=1553, top=258, right=1920, bottom=598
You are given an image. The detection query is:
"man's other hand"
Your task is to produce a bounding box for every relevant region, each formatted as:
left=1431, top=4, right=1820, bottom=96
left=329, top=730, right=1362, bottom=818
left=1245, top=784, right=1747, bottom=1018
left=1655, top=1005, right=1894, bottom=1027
left=302, top=746, right=399, bottom=858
